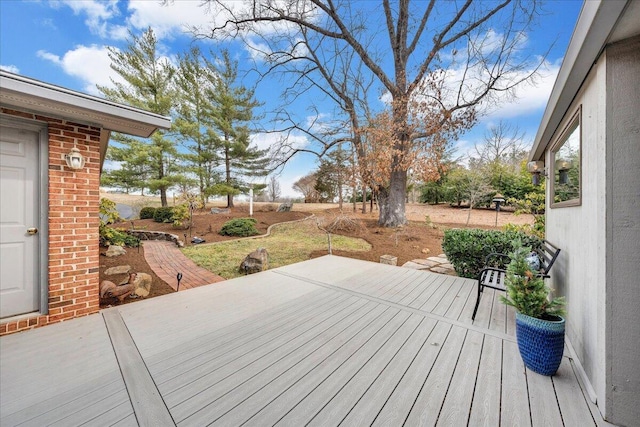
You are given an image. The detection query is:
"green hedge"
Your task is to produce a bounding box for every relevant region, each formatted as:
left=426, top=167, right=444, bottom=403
left=139, top=206, right=156, bottom=220
left=220, top=218, right=259, bottom=237
left=153, top=206, right=173, bottom=223
left=442, top=228, right=541, bottom=279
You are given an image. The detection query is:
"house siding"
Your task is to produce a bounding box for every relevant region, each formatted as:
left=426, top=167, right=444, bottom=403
left=605, top=35, right=640, bottom=427
left=545, top=54, right=608, bottom=410
left=0, top=108, right=101, bottom=335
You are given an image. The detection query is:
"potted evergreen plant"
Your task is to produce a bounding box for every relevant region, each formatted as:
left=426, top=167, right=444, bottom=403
left=501, top=241, right=566, bottom=376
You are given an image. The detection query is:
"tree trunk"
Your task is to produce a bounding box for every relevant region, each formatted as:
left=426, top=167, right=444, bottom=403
left=378, top=169, right=408, bottom=227
left=224, top=142, right=234, bottom=208
left=352, top=182, right=357, bottom=212
left=160, top=189, right=168, bottom=207
left=361, top=185, right=367, bottom=213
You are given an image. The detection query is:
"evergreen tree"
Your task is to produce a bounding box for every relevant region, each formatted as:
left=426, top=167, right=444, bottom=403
left=100, top=139, right=150, bottom=194
left=99, top=28, right=180, bottom=207
left=208, top=50, right=268, bottom=208
left=174, top=47, right=220, bottom=205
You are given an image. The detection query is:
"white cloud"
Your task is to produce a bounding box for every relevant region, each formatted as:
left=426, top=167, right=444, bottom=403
left=37, top=45, right=121, bottom=95
left=0, top=64, right=20, bottom=73
left=125, top=0, right=217, bottom=39
left=108, top=24, right=129, bottom=41
left=481, top=60, right=560, bottom=120
left=53, top=0, right=120, bottom=38
left=251, top=131, right=309, bottom=154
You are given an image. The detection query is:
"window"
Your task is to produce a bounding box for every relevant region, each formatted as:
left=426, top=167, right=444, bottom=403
left=551, top=109, right=581, bottom=207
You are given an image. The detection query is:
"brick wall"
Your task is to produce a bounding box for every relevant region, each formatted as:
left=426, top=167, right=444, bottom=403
left=1, top=108, right=101, bottom=335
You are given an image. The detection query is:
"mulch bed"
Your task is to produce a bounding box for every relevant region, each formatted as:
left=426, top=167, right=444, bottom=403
left=100, top=206, right=452, bottom=308
left=99, top=207, right=308, bottom=308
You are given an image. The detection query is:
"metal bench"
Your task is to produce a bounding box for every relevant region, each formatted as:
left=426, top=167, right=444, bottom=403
left=472, top=240, right=561, bottom=321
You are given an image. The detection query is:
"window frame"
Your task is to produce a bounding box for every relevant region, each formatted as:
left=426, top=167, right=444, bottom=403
left=550, top=107, right=582, bottom=208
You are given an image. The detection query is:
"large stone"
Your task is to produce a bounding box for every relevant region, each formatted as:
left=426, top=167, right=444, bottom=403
left=118, top=272, right=152, bottom=298
left=239, top=248, right=269, bottom=275
left=402, top=261, right=430, bottom=270
left=380, top=255, right=398, bottom=266
left=105, top=245, right=126, bottom=257
left=211, top=207, right=230, bottom=214
left=104, top=265, right=131, bottom=275
left=277, top=202, right=293, bottom=212
left=133, top=273, right=152, bottom=297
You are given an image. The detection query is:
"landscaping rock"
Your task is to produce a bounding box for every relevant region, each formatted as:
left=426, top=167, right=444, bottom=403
left=133, top=273, right=152, bottom=297
left=239, top=248, right=269, bottom=275
left=277, top=202, right=293, bottom=212
left=380, top=255, right=398, bottom=266
left=401, top=261, right=430, bottom=270
left=105, top=245, right=126, bottom=257
left=104, top=265, right=131, bottom=275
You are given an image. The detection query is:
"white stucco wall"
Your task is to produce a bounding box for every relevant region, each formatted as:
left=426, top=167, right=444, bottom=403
left=545, top=53, right=607, bottom=407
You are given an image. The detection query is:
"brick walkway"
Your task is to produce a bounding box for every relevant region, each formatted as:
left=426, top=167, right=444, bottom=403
left=142, top=240, right=225, bottom=291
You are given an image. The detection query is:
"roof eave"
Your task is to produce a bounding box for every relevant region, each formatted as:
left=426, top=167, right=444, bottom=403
left=529, top=0, right=629, bottom=161
left=0, top=71, right=171, bottom=138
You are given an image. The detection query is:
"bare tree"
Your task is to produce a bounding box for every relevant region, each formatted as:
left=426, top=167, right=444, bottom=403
left=465, top=170, right=494, bottom=226
left=473, top=120, right=527, bottom=170
left=267, top=175, right=281, bottom=202
left=197, top=0, right=546, bottom=227
left=293, top=173, right=319, bottom=202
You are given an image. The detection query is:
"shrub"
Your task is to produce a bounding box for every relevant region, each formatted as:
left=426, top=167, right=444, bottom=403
left=139, top=206, right=156, bottom=220
left=100, top=227, right=140, bottom=247
left=153, top=206, right=173, bottom=223
left=99, top=198, right=140, bottom=247
left=442, top=228, right=541, bottom=279
left=220, top=218, right=260, bottom=237
left=171, top=203, right=190, bottom=228
left=99, top=198, right=120, bottom=225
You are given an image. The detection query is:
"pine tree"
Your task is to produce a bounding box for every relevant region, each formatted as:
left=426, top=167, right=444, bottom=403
left=98, top=28, right=180, bottom=207
left=207, top=50, right=269, bottom=208
left=501, top=242, right=565, bottom=319
left=174, top=47, right=220, bottom=205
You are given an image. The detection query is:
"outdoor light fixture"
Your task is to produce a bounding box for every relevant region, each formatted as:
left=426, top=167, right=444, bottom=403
left=527, top=160, right=545, bottom=185
left=556, top=159, right=572, bottom=185
left=65, top=147, right=86, bottom=170
left=492, top=193, right=506, bottom=227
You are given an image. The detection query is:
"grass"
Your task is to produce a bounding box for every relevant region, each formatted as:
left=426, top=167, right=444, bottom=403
left=182, top=218, right=371, bottom=279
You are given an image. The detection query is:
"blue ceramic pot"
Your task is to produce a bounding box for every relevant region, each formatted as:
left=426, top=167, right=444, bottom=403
left=515, top=312, right=565, bottom=376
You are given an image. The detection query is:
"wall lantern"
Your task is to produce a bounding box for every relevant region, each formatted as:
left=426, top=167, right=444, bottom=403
left=65, top=147, right=86, bottom=170
left=527, top=160, right=545, bottom=185
left=556, top=159, right=572, bottom=185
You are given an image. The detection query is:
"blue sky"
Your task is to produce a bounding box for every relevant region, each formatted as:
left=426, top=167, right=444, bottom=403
left=0, top=0, right=583, bottom=197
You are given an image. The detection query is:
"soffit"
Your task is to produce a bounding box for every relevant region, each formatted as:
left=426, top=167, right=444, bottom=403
left=0, top=71, right=170, bottom=138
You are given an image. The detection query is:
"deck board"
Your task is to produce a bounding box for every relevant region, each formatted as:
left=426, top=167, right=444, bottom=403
left=169, top=298, right=376, bottom=423
left=528, top=366, right=564, bottom=426
left=468, top=334, right=503, bottom=426
left=150, top=291, right=348, bottom=380
left=306, top=314, right=424, bottom=425
left=0, top=255, right=604, bottom=427
left=204, top=303, right=390, bottom=426
left=241, top=307, right=402, bottom=426
left=0, top=315, right=133, bottom=425
left=553, top=359, right=597, bottom=426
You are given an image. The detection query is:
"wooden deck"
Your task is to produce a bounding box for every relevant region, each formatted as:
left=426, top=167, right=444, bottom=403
left=0, top=255, right=609, bottom=426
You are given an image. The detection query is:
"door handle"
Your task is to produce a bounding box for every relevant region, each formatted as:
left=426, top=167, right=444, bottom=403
left=27, top=227, right=38, bottom=235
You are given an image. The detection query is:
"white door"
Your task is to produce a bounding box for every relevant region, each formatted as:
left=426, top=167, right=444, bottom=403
left=0, top=123, right=40, bottom=318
